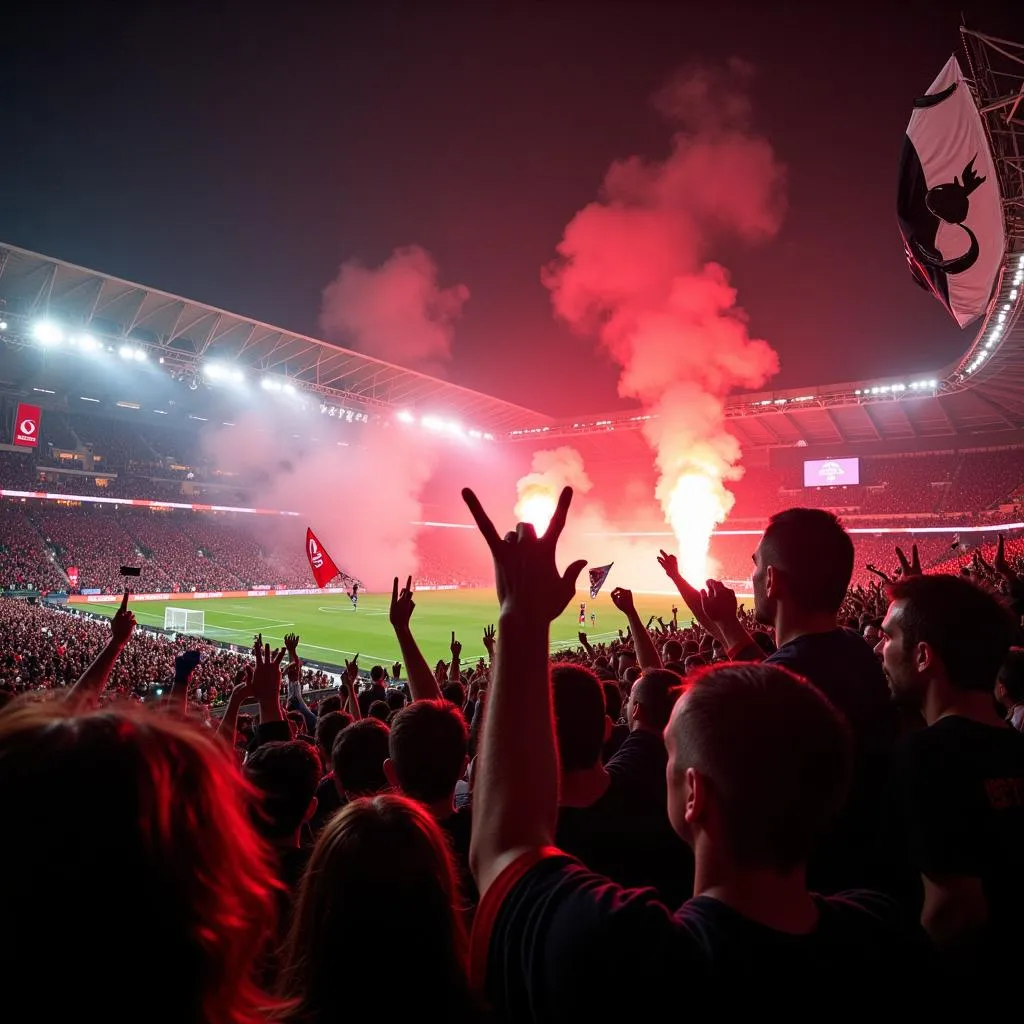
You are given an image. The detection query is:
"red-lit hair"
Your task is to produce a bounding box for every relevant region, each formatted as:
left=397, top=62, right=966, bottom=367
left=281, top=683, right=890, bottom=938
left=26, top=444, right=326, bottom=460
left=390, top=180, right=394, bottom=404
left=0, top=700, right=282, bottom=1024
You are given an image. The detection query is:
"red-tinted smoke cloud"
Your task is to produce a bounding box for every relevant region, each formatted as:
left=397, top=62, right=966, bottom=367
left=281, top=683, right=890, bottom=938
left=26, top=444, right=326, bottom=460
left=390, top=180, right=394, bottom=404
left=319, top=245, right=470, bottom=372
left=543, top=59, right=785, bottom=584
left=204, top=411, right=439, bottom=593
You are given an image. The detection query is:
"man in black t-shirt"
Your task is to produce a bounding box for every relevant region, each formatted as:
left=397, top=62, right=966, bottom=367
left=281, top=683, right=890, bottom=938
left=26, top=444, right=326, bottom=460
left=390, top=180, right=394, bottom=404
left=697, top=507, right=903, bottom=896
left=458, top=486, right=932, bottom=1020
left=879, top=573, right=1024, bottom=982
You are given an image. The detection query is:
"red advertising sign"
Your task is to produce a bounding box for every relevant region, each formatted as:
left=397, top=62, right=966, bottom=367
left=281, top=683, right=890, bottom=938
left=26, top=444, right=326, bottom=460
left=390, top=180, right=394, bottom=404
left=14, top=403, right=41, bottom=448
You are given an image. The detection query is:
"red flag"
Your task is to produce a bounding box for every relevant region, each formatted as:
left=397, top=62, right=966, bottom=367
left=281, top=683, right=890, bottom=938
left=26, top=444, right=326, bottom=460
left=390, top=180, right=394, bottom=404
left=306, top=528, right=341, bottom=588
left=67, top=566, right=79, bottom=590
left=14, top=403, right=41, bottom=448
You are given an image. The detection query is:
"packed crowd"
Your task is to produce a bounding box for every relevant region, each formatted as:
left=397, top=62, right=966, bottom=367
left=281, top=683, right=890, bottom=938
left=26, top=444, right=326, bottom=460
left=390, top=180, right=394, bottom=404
left=3, top=488, right=1022, bottom=1021
left=729, top=448, right=1024, bottom=518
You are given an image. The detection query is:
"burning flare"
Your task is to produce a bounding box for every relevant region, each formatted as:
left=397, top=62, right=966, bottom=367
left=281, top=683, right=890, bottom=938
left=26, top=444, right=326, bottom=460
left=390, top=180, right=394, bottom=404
left=543, top=61, right=785, bottom=583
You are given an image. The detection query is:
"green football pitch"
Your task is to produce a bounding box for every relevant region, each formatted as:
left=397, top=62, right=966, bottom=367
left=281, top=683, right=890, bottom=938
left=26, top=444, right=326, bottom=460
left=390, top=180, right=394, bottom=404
left=85, top=590, right=695, bottom=669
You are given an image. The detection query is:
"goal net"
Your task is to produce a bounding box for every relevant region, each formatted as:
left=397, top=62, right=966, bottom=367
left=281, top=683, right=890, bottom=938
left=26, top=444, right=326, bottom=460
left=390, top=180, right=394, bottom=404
left=164, top=607, right=205, bottom=636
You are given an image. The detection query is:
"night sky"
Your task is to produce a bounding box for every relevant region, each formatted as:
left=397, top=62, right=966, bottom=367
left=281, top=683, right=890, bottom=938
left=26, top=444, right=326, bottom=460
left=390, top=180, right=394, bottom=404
left=2, top=1, right=1018, bottom=415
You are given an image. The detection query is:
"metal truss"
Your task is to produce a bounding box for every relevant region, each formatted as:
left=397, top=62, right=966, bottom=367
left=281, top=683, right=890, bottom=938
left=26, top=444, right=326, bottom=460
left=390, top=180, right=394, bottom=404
left=0, top=243, right=551, bottom=435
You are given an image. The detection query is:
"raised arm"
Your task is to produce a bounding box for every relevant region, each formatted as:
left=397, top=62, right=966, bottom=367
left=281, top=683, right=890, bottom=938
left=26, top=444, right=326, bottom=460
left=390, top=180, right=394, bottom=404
left=464, top=486, right=586, bottom=897
left=67, top=589, right=135, bottom=708
left=657, top=550, right=724, bottom=643
left=610, top=587, right=661, bottom=671
left=389, top=576, right=442, bottom=701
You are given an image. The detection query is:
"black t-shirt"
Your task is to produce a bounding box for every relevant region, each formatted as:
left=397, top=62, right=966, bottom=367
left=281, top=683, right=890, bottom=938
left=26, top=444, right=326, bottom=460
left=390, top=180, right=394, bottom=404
left=767, top=628, right=905, bottom=896
left=473, top=851, right=934, bottom=1019
left=556, top=731, right=693, bottom=906
left=896, top=715, right=1024, bottom=974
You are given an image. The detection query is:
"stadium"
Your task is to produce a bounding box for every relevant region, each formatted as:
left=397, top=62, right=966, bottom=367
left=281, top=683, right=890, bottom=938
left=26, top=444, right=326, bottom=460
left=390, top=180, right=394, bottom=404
left=1, top=29, right=1023, bottom=678
left=6, top=10, right=1024, bottom=1012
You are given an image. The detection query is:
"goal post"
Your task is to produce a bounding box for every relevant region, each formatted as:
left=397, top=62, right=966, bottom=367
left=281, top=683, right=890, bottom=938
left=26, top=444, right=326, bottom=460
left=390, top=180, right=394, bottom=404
left=163, top=607, right=206, bottom=635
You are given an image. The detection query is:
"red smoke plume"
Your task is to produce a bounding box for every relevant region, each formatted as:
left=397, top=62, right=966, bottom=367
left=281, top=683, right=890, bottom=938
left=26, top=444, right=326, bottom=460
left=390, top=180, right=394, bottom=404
left=319, top=245, right=470, bottom=372
left=543, top=59, right=785, bottom=584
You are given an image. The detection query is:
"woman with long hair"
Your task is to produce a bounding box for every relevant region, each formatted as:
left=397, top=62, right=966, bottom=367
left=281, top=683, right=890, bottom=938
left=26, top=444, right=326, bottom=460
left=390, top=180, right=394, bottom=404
left=278, top=794, right=478, bottom=1023
left=0, top=701, right=281, bottom=1024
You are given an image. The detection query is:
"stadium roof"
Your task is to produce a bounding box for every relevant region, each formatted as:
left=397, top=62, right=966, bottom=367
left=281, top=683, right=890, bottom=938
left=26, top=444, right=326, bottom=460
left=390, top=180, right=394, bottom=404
left=0, top=243, right=552, bottom=435
left=513, top=29, right=1024, bottom=451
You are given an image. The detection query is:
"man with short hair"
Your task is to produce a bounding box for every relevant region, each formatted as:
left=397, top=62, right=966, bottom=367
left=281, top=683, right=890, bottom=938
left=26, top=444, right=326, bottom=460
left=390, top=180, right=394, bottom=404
left=552, top=664, right=690, bottom=904
left=384, top=698, right=474, bottom=900
left=331, top=718, right=390, bottom=799
left=697, top=507, right=900, bottom=895
left=460, top=483, right=931, bottom=1017
left=878, top=574, right=1024, bottom=977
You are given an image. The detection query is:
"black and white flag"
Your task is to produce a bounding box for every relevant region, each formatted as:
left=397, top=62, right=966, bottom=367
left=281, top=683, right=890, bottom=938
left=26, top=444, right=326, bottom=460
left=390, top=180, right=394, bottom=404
left=898, top=56, right=1004, bottom=327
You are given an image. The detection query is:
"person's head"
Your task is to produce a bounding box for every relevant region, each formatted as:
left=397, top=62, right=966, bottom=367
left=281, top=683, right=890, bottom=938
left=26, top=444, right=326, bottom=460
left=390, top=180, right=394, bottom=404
left=665, top=663, right=852, bottom=873
left=385, top=699, right=469, bottom=806
left=626, top=669, right=683, bottom=734
left=616, top=650, right=637, bottom=680
left=996, top=648, right=1024, bottom=709
left=245, top=740, right=321, bottom=843
left=552, top=663, right=608, bottom=772
left=684, top=654, right=707, bottom=675
left=314, top=710, right=352, bottom=767
left=278, top=794, right=472, bottom=1020
left=879, top=574, right=1016, bottom=706
left=368, top=699, right=390, bottom=722
left=862, top=622, right=881, bottom=646
left=662, top=639, right=683, bottom=664
left=317, top=694, right=343, bottom=717
left=0, top=702, right=278, bottom=1024
left=602, top=681, right=622, bottom=723
left=442, top=681, right=466, bottom=708
left=623, top=664, right=642, bottom=689
left=286, top=710, right=306, bottom=738
left=753, top=508, right=854, bottom=626
left=331, top=719, right=391, bottom=798
left=370, top=665, right=387, bottom=685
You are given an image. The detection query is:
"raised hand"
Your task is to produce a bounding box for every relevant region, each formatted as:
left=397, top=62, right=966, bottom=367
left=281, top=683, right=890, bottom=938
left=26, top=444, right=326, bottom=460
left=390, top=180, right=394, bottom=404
left=700, top=579, right=738, bottom=624
left=657, top=550, right=680, bottom=580
left=450, top=632, right=462, bottom=660
left=462, top=485, right=587, bottom=622
left=232, top=665, right=253, bottom=694
left=251, top=641, right=285, bottom=701
left=344, top=654, right=360, bottom=684
left=483, top=624, right=496, bottom=650
left=389, top=575, right=415, bottom=629
left=865, top=563, right=892, bottom=583
left=994, top=534, right=1015, bottom=579
left=284, top=632, right=300, bottom=656
left=895, top=544, right=922, bottom=577
left=110, top=589, right=136, bottom=646
left=174, top=649, right=203, bottom=681
left=610, top=587, right=636, bottom=616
